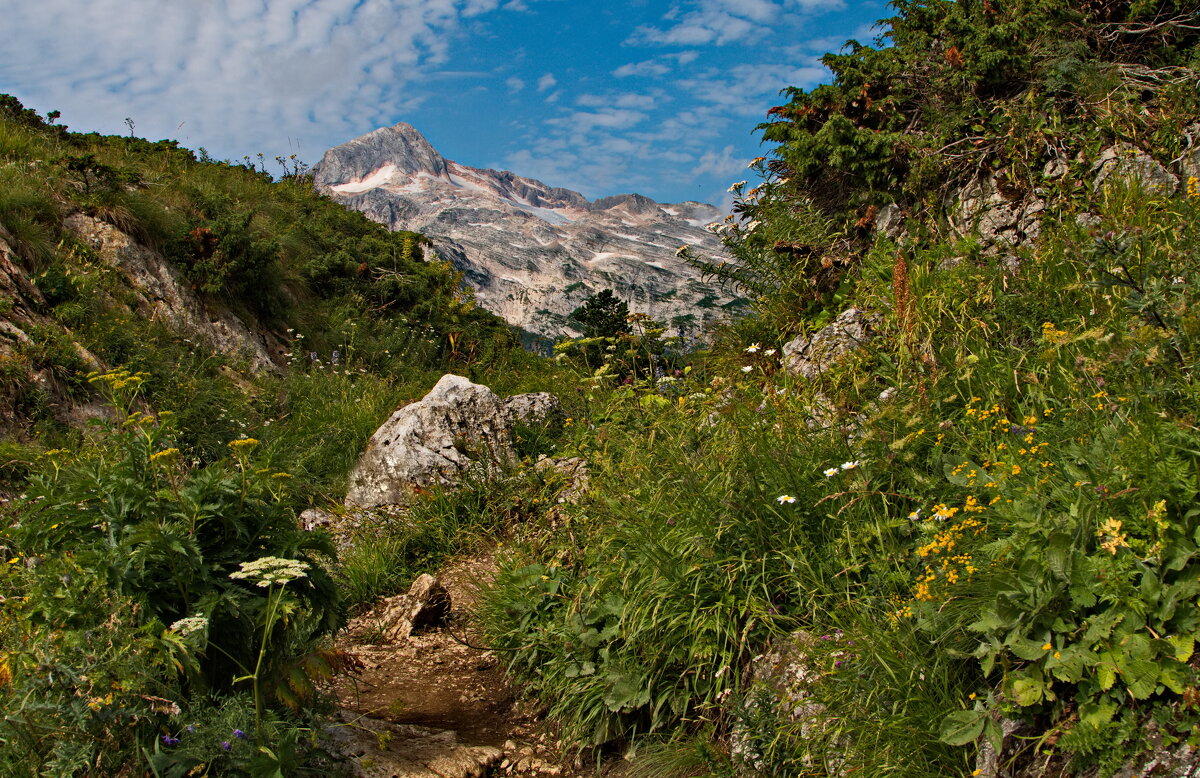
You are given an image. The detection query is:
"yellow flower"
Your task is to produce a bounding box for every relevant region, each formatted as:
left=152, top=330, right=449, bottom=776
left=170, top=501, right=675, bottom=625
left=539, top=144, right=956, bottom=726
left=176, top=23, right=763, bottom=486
left=1042, top=643, right=1053, bottom=651
left=228, top=438, right=260, bottom=450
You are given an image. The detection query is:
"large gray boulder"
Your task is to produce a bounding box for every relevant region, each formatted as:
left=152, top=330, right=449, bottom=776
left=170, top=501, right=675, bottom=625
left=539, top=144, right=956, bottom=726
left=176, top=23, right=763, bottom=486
left=344, top=374, right=561, bottom=509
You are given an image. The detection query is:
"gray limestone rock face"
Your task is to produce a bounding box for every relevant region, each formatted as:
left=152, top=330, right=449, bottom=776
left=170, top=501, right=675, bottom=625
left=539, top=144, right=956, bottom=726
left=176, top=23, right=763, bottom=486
left=873, top=203, right=905, bottom=240
left=949, top=174, right=1045, bottom=246
left=63, top=213, right=281, bottom=374
left=1179, top=123, right=1200, bottom=185
left=782, top=308, right=880, bottom=381
left=534, top=456, right=591, bottom=505
left=731, top=631, right=845, bottom=777
left=505, top=391, right=563, bottom=428
left=1093, top=143, right=1178, bottom=195
left=313, top=123, right=741, bottom=340
left=344, top=375, right=561, bottom=509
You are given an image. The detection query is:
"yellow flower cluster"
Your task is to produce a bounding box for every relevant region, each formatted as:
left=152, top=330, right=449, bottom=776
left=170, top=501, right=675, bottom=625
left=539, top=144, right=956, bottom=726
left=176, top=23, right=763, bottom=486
left=1041, top=321, right=1069, bottom=344
left=1097, top=517, right=1129, bottom=555
left=87, top=369, right=148, bottom=392
left=1188, top=175, right=1199, bottom=198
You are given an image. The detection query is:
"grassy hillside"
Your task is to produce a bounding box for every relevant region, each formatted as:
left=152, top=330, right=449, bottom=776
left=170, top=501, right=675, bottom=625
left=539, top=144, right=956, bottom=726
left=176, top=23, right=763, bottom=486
left=2, top=1, right=1199, bottom=774
left=0, top=97, right=560, bottom=775
left=474, top=2, right=1200, bottom=775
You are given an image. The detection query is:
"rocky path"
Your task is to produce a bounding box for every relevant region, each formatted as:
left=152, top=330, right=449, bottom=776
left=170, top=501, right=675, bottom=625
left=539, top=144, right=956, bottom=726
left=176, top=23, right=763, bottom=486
left=327, top=554, right=608, bottom=778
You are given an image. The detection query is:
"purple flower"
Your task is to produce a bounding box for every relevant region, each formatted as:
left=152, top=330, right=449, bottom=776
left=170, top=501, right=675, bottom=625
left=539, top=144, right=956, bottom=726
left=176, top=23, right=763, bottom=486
left=186, top=725, right=196, bottom=733
left=331, top=350, right=340, bottom=365
left=162, top=735, right=181, bottom=747
left=233, top=729, right=247, bottom=739
left=221, top=741, right=232, bottom=751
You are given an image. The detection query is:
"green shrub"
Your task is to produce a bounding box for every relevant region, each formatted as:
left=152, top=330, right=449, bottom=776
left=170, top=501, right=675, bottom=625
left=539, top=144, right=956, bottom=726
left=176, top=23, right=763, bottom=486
left=0, top=369, right=343, bottom=772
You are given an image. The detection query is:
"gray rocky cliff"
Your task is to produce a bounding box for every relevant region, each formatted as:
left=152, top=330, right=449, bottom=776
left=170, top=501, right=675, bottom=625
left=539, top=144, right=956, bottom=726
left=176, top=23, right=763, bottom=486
left=313, top=123, right=741, bottom=339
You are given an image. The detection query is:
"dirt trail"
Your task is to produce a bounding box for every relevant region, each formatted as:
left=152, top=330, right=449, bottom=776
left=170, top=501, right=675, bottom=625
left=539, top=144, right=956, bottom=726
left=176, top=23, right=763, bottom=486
left=332, top=554, right=612, bottom=778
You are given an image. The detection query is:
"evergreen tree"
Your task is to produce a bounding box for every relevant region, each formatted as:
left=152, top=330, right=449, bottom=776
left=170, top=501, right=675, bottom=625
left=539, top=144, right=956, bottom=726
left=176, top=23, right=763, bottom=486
left=569, top=289, right=632, bottom=338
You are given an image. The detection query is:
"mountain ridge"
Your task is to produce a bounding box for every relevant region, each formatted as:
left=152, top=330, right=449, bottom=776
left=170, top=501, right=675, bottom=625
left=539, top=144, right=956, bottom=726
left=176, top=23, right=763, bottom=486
left=313, top=122, right=742, bottom=339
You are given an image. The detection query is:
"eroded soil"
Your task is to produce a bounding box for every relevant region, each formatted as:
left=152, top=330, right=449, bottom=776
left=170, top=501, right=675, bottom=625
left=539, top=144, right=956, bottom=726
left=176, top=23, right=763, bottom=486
left=333, top=553, right=619, bottom=778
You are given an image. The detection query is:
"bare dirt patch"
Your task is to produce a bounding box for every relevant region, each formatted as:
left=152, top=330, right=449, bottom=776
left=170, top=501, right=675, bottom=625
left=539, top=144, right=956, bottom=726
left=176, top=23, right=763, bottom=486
left=333, top=554, right=620, bottom=778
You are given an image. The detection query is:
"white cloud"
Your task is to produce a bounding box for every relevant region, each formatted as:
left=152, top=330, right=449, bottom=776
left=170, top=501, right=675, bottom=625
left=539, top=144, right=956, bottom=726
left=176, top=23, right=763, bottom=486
left=577, top=92, right=659, bottom=110
left=614, top=59, right=672, bottom=78
left=536, top=73, right=557, bottom=92
left=506, top=76, right=526, bottom=92
left=0, top=0, right=521, bottom=163
left=627, top=0, right=845, bottom=47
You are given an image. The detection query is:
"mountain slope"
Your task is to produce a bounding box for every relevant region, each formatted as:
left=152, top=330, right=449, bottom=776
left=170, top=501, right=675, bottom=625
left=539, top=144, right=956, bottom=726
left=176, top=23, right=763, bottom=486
left=313, top=123, right=742, bottom=339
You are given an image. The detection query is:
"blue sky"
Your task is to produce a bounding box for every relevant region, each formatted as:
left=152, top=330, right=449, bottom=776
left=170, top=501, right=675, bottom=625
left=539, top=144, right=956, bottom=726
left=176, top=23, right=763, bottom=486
left=1, top=0, right=887, bottom=207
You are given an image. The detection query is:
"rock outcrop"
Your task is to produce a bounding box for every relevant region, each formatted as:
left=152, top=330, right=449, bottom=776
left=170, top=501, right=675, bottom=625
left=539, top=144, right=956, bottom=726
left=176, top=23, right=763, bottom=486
left=313, top=123, right=742, bottom=339
left=1092, top=143, right=1179, bottom=195
left=731, top=631, right=844, bottom=776
left=64, top=214, right=282, bottom=374
left=344, top=374, right=562, bottom=509
left=782, top=308, right=880, bottom=381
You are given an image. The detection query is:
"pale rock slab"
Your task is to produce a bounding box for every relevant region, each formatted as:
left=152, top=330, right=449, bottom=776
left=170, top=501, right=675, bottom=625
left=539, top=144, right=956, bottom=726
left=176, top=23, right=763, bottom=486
left=378, top=574, right=452, bottom=643
left=949, top=174, right=1045, bottom=246
left=1093, top=143, right=1178, bottom=195
left=731, top=631, right=845, bottom=776
left=323, top=710, right=501, bottom=778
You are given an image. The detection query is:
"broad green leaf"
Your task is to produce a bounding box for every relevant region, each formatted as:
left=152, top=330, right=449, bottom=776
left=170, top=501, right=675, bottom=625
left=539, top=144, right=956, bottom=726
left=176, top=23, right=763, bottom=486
left=1096, top=654, right=1117, bottom=691
left=983, top=717, right=1004, bottom=751
left=1079, top=699, right=1117, bottom=728
left=939, top=710, right=986, bottom=746
left=1008, top=675, right=1046, bottom=706
left=1118, top=659, right=1159, bottom=699
left=1168, top=634, right=1194, bottom=663
left=1159, top=662, right=1189, bottom=694
left=1009, top=635, right=1051, bottom=661
left=1045, top=533, right=1071, bottom=582
left=1048, top=646, right=1086, bottom=683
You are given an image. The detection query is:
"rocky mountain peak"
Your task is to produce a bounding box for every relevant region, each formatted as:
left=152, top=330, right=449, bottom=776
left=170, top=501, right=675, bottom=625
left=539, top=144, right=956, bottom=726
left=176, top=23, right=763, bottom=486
left=314, top=122, right=450, bottom=186
left=314, top=124, right=741, bottom=340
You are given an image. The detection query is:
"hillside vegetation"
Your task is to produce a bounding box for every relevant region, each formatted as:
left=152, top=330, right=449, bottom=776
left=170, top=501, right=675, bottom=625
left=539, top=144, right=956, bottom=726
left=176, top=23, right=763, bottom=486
left=0, top=97, right=551, bottom=775
left=2, top=0, right=1200, bottom=775
left=477, top=1, right=1200, bottom=775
